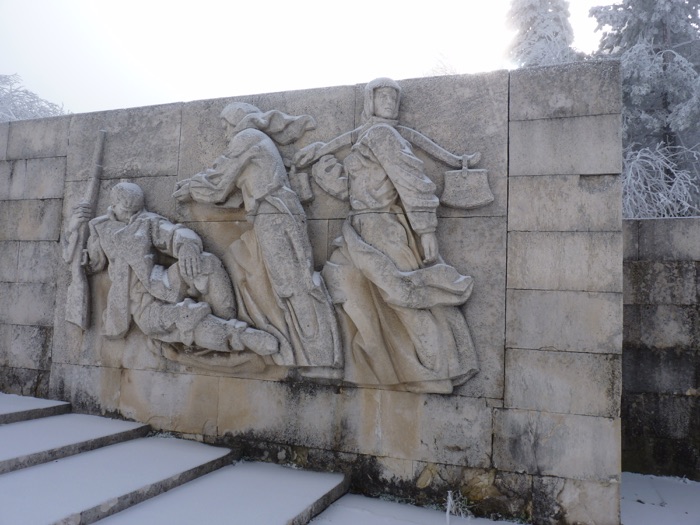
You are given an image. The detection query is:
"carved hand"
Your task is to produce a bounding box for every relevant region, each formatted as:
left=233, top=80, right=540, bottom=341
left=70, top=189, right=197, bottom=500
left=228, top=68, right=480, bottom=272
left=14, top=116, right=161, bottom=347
left=178, top=242, right=202, bottom=280
left=173, top=179, right=193, bottom=203
left=68, top=201, right=93, bottom=233
left=293, top=142, right=323, bottom=169
left=421, top=232, right=439, bottom=265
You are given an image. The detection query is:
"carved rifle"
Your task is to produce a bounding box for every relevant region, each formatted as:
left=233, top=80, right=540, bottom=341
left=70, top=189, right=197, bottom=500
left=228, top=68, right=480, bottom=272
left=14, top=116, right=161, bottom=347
left=63, top=130, right=107, bottom=329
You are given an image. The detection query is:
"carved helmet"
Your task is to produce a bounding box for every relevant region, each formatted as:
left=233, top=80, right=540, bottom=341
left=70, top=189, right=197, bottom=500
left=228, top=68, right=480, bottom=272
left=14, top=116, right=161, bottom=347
left=362, top=77, right=401, bottom=122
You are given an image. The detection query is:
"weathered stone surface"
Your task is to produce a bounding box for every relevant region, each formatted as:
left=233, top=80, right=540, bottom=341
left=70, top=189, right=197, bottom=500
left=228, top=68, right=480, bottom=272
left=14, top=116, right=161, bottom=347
left=438, top=216, right=506, bottom=399
left=510, top=114, right=622, bottom=176
left=505, top=348, right=620, bottom=417
left=507, top=232, right=623, bottom=292
left=533, top=476, right=620, bottom=525
left=0, top=324, right=52, bottom=370
left=494, top=409, right=620, bottom=481
left=0, top=241, right=18, bottom=281
left=66, top=104, right=182, bottom=182
left=0, top=199, right=62, bottom=241
left=16, top=242, right=58, bottom=283
left=622, top=392, right=700, bottom=480
left=638, top=217, right=700, bottom=261
left=509, top=174, right=621, bottom=232
left=218, top=379, right=493, bottom=467
left=0, top=158, right=65, bottom=200
left=623, top=346, right=697, bottom=395
left=307, top=219, right=329, bottom=270
left=6, top=116, right=69, bottom=160
left=624, top=260, right=697, bottom=305
left=507, top=289, right=622, bottom=354
left=623, top=220, right=639, bottom=261
left=510, top=60, right=621, bottom=121
left=0, top=367, right=49, bottom=397
left=51, top=363, right=100, bottom=405
left=0, top=282, right=56, bottom=326
left=120, top=369, right=219, bottom=435
left=0, top=122, right=8, bottom=160
left=638, top=304, right=697, bottom=349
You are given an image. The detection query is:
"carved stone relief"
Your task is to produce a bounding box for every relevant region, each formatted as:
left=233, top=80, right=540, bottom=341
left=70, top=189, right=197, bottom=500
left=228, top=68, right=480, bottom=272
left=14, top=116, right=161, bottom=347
left=62, top=79, right=494, bottom=394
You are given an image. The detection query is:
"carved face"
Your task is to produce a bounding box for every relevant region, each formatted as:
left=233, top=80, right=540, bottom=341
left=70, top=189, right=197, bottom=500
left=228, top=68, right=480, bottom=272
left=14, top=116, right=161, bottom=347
left=373, top=87, right=399, bottom=119
left=110, top=182, right=144, bottom=223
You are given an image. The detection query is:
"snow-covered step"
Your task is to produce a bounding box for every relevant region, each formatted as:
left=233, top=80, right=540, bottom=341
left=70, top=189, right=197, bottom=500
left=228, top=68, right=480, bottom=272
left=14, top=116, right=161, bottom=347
left=0, top=392, right=70, bottom=424
left=0, top=436, right=233, bottom=525
left=96, top=461, right=349, bottom=525
left=0, top=413, right=149, bottom=474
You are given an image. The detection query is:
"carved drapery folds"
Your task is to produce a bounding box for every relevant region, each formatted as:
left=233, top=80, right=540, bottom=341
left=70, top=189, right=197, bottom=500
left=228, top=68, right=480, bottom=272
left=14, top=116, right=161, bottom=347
left=65, top=78, right=493, bottom=394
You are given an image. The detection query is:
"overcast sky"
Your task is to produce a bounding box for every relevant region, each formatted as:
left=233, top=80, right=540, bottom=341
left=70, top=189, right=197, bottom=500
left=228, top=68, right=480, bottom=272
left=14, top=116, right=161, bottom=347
left=1, top=0, right=612, bottom=114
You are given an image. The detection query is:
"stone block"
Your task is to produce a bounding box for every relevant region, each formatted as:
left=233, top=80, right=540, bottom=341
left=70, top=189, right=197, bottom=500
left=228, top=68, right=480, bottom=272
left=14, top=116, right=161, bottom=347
left=0, top=122, right=8, bottom=160
left=6, top=115, right=69, bottom=159
left=48, top=363, right=121, bottom=415
left=0, top=282, right=56, bottom=326
left=510, top=114, right=622, bottom=176
left=510, top=60, right=621, bottom=120
left=624, top=260, right=697, bottom=305
left=638, top=304, right=697, bottom=349
left=638, top=217, right=700, bottom=261
left=16, top=242, right=58, bottom=283
left=120, top=369, right=219, bottom=435
left=507, top=231, right=622, bottom=292
left=0, top=324, right=52, bottom=370
left=66, top=104, right=181, bottom=182
left=508, top=174, right=621, bottom=232
left=623, top=220, right=639, bottom=260
left=0, top=158, right=65, bottom=200
left=0, top=199, right=63, bottom=241
left=438, top=216, right=506, bottom=399
left=493, top=409, right=620, bottom=481
left=622, top=393, right=699, bottom=441
left=623, top=346, right=697, bottom=395
left=533, top=476, right=620, bottom=525
left=0, top=241, right=18, bottom=281
left=0, top=367, right=49, bottom=397
left=505, top=348, right=620, bottom=417
left=507, top=290, right=622, bottom=354
left=218, top=377, right=340, bottom=451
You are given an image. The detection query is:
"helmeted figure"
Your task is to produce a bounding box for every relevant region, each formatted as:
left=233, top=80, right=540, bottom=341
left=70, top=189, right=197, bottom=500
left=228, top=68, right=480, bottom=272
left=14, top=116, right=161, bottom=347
left=294, top=78, right=478, bottom=393
left=174, top=103, right=342, bottom=371
left=67, top=181, right=278, bottom=357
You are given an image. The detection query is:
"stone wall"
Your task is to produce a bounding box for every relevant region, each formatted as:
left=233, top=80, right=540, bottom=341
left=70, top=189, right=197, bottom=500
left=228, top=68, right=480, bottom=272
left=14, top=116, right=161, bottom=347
left=623, top=218, right=700, bottom=480
left=0, top=62, right=622, bottom=524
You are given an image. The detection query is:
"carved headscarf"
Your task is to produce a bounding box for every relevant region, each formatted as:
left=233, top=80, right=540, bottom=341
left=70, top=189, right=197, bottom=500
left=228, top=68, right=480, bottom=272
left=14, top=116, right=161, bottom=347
left=220, top=102, right=316, bottom=146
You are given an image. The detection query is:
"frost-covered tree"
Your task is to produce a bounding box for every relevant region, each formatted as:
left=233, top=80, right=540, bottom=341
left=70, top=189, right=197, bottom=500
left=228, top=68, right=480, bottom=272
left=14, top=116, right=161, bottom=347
left=508, top=0, right=578, bottom=67
left=0, top=74, right=65, bottom=123
left=591, top=0, right=700, bottom=217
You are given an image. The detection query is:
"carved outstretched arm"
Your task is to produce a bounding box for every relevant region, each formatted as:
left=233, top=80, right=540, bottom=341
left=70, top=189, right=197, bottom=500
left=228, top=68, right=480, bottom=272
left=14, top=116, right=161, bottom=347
left=396, top=126, right=480, bottom=168
left=293, top=130, right=355, bottom=170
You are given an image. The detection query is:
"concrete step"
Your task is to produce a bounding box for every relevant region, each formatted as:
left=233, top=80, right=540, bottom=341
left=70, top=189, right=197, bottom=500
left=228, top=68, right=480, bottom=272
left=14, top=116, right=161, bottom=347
left=0, top=392, right=70, bottom=424
left=96, top=461, right=349, bottom=525
left=0, top=436, right=233, bottom=525
left=0, top=413, right=150, bottom=474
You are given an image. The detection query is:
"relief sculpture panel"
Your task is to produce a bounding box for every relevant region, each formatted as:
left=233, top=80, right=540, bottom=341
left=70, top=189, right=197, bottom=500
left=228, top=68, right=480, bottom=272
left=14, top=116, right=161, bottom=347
left=62, top=78, right=495, bottom=394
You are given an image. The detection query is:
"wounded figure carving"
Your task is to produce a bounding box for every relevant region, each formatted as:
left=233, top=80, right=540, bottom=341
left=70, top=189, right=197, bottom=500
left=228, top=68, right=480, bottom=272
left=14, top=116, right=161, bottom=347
left=65, top=181, right=278, bottom=357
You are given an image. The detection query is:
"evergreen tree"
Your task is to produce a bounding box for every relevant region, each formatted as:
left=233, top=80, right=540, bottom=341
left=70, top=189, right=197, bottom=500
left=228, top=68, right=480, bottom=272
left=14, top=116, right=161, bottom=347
left=508, top=0, right=578, bottom=67
left=591, top=0, right=700, bottom=217
left=0, top=74, right=65, bottom=123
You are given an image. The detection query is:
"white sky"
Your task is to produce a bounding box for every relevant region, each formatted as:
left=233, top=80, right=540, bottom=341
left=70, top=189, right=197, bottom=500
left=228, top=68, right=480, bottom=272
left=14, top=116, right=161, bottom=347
left=0, top=0, right=612, bottom=114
